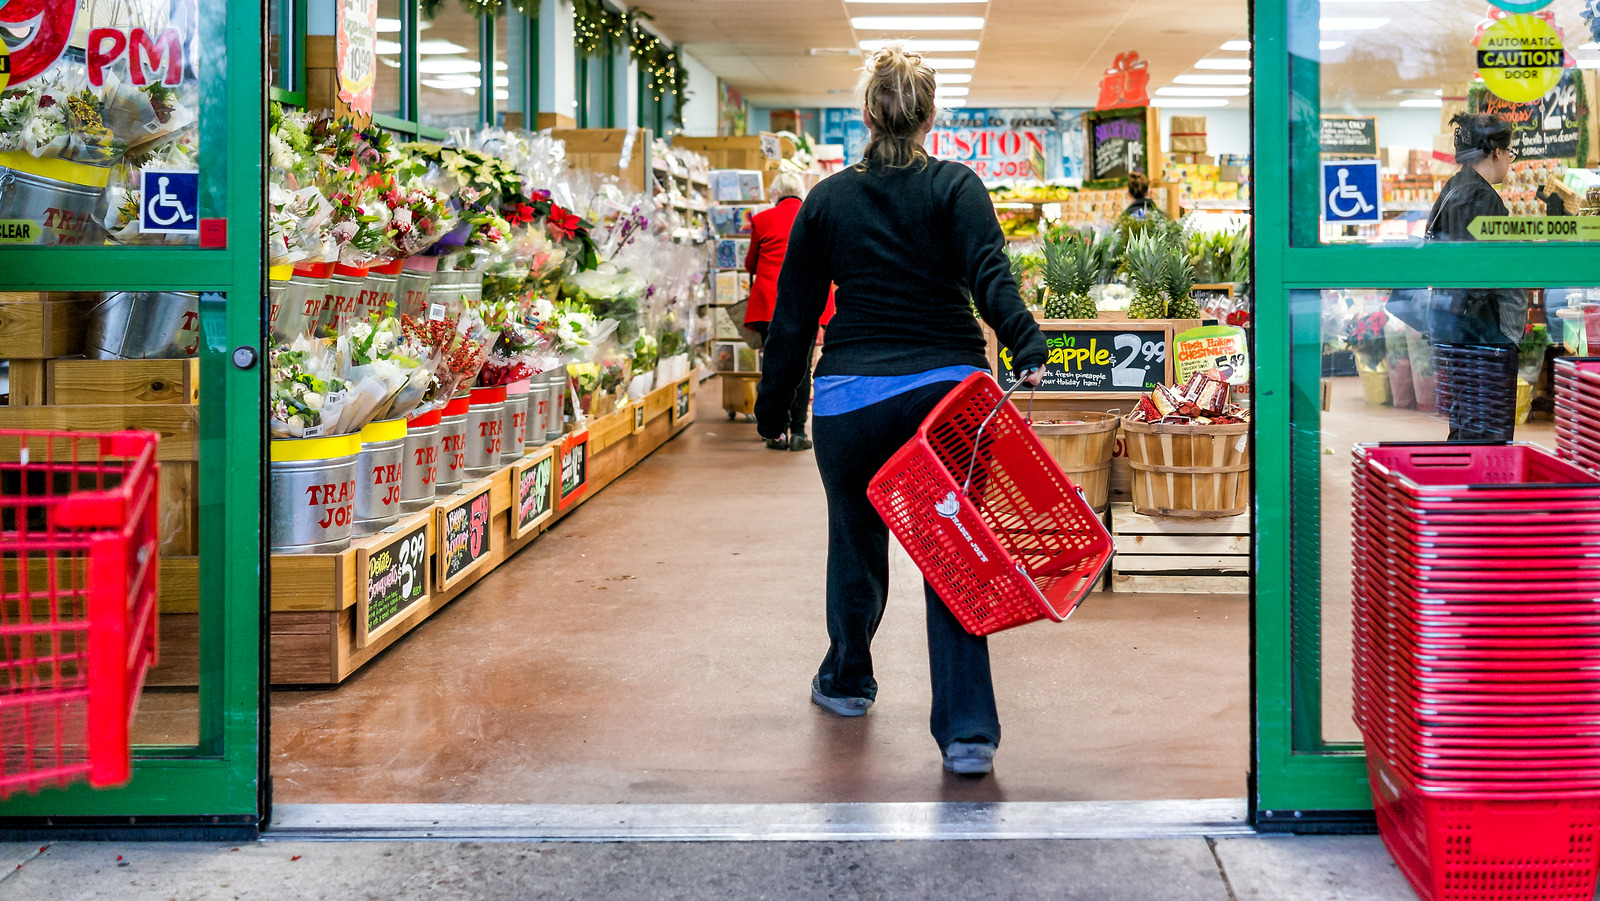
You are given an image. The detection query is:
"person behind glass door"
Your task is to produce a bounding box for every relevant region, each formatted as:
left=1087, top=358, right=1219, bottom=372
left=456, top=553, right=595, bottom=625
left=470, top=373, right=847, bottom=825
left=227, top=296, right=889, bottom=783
left=1424, top=112, right=1527, bottom=441
left=746, top=172, right=828, bottom=451
left=755, top=45, right=1047, bottom=777
left=1123, top=172, right=1162, bottom=220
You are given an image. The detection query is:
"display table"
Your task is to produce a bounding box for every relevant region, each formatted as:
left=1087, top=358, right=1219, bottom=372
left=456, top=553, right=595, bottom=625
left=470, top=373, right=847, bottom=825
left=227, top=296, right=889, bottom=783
left=149, top=374, right=699, bottom=687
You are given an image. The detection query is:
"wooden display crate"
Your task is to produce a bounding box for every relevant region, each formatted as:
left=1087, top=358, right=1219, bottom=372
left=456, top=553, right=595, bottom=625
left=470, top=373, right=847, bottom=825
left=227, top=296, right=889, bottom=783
left=1108, top=503, right=1250, bottom=594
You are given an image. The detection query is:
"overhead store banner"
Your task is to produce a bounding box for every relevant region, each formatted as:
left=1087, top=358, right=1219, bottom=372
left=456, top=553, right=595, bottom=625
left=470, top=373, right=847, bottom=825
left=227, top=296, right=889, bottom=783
left=822, top=108, right=1087, bottom=184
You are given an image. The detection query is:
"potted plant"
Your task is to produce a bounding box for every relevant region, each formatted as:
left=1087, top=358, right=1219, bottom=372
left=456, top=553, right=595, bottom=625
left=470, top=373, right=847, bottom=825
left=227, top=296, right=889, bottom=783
left=1347, top=310, right=1392, bottom=406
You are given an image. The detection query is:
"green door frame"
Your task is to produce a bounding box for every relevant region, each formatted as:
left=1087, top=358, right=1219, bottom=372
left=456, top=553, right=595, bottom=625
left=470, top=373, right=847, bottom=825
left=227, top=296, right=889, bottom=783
left=1251, top=0, right=1600, bottom=826
left=0, top=0, right=266, bottom=837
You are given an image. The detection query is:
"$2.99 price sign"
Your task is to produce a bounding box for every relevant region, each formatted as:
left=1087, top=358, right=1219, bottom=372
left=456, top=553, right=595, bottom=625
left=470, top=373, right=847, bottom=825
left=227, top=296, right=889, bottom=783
left=357, top=517, right=429, bottom=647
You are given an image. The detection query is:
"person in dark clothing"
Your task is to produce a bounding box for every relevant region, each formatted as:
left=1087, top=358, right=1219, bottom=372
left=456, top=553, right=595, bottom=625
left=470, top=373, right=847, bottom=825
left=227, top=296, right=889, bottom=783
left=755, top=45, right=1047, bottom=777
left=1423, top=112, right=1527, bottom=441
left=1123, top=172, right=1162, bottom=220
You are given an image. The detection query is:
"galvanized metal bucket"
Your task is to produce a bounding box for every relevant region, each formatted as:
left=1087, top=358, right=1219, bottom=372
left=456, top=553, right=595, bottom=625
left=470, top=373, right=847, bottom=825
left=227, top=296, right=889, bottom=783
left=273, top=263, right=332, bottom=341
left=501, top=382, right=530, bottom=463
left=364, top=259, right=404, bottom=320
left=270, top=434, right=361, bottom=554
left=0, top=158, right=109, bottom=245
left=426, top=268, right=483, bottom=325
left=353, top=419, right=407, bottom=537
left=318, top=264, right=370, bottom=334
left=436, top=393, right=471, bottom=495
left=527, top=371, right=553, bottom=448
left=401, top=408, right=442, bottom=512
left=544, top=371, right=568, bottom=443
left=396, top=263, right=436, bottom=321
left=84, top=291, right=201, bottom=359
left=464, top=385, right=507, bottom=477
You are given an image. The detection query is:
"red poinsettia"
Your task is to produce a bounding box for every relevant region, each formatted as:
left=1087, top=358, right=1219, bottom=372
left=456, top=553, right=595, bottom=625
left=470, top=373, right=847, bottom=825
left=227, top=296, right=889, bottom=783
left=507, top=203, right=539, bottom=226
left=547, top=204, right=582, bottom=241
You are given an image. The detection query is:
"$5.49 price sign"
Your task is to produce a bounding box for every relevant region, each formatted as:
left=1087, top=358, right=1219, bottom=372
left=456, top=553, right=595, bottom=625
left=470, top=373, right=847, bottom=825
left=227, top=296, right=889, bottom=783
left=355, top=515, right=430, bottom=648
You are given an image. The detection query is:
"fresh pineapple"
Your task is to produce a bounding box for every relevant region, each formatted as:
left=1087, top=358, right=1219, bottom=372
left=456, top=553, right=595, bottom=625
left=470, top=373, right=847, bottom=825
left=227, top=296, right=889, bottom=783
left=1042, top=236, right=1099, bottom=319
left=1124, top=233, right=1168, bottom=320
left=1162, top=248, right=1200, bottom=319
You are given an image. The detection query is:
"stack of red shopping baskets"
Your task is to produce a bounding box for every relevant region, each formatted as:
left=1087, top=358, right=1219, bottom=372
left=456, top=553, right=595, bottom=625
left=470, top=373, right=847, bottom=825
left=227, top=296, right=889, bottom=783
left=1, top=430, right=160, bottom=798
left=1352, top=441, right=1600, bottom=901
left=1554, top=356, right=1600, bottom=472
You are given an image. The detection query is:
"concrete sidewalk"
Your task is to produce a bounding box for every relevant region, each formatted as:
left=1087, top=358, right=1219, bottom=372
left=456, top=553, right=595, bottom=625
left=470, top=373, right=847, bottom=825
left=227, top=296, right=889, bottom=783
left=0, top=835, right=1427, bottom=900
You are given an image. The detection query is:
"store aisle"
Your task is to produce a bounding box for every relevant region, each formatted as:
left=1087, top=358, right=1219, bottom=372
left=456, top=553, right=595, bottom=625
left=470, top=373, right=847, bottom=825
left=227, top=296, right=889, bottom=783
left=271, top=412, right=1248, bottom=804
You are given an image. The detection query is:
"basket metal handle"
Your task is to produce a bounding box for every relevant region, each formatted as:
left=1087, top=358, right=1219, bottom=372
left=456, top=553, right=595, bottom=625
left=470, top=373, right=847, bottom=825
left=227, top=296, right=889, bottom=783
left=962, top=371, right=1038, bottom=496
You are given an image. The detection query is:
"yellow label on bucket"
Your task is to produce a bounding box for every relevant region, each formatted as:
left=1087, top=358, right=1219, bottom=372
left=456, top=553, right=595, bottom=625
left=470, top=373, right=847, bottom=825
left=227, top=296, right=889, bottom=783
left=0, top=219, right=39, bottom=243
left=0, top=41, right=10, bottom=93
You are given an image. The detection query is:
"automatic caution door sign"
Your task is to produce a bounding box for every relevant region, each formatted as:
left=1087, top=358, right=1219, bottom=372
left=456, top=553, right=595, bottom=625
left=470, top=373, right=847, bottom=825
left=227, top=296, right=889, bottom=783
left=1478, top=14, right=1565, bottom=103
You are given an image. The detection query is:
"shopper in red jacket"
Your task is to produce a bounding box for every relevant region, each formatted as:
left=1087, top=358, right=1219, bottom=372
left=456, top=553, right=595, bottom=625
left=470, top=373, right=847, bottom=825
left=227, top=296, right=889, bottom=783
left=745, top=172, right=829, bottom=451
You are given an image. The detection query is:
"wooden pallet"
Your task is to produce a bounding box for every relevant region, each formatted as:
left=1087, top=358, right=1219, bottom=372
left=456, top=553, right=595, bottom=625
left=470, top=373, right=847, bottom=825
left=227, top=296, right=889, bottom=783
left=1108, top=503, right=1250, bottom=594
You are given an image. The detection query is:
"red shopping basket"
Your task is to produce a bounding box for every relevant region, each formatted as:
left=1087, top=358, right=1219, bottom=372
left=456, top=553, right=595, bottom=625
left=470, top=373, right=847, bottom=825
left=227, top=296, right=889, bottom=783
left=1, top=430, right=160, bottom=798
left=866, top=372, right=1113, bottom=636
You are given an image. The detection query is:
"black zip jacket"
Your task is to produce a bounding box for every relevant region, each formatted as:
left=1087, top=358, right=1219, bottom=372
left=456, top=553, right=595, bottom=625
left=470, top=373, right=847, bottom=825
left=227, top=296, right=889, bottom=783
left=754, top=158, right=1048, bottom=438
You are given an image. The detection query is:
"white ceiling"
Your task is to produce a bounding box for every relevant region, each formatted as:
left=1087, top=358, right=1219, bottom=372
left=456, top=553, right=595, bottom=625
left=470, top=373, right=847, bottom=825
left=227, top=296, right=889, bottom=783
left=633, top=0, right=1249, bottom=109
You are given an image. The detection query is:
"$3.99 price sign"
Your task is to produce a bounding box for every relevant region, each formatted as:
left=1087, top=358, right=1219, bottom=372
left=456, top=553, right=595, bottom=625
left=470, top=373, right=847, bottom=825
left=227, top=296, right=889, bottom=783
left=357, top=518, right=429, bottom=647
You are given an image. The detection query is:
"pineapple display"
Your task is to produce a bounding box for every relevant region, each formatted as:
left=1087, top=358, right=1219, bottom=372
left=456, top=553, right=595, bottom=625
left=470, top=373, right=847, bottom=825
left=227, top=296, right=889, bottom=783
left=1123, top=233, right=1169, bottom=320
left=1163, top=248, right=1200, bottom=319
left=1041, top=236, right=1098, bottom=319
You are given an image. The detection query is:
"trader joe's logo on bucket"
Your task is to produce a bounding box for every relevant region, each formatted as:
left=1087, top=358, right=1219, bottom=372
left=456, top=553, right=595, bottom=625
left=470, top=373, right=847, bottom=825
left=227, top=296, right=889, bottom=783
left=306, top=478, right=356, bottom=530
left=935, top=491, right=989, bottom=563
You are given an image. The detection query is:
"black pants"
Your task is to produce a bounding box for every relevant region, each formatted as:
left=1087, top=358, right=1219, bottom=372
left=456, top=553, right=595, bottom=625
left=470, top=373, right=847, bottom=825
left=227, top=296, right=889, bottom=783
left=811, top=381, right=1000, bottom=749
left=751, top=322, right=812, bottom=433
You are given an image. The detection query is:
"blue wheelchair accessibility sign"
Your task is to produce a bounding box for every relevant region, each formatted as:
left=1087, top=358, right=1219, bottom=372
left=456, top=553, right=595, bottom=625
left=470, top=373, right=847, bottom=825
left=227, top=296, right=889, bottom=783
left=1321, top=159, right=1382, bottom=224
left=140, top=169, right=200, bottom=234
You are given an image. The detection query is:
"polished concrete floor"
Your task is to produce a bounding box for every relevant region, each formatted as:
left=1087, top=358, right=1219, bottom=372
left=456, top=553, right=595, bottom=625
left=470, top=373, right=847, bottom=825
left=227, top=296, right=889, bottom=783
left=270, top=413, right=1250, bottom=804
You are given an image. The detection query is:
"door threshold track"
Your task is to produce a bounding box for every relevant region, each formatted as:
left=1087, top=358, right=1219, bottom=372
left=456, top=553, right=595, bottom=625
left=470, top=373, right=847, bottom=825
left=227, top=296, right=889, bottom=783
left=266, top=798, right=1251, bottom=842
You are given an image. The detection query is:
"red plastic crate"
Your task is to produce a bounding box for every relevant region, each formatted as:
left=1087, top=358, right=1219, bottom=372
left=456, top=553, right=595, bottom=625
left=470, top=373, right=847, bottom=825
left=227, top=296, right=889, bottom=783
left=866, top=372, right=1113, bottom=636
left=1, top=430, right=160, bottom=798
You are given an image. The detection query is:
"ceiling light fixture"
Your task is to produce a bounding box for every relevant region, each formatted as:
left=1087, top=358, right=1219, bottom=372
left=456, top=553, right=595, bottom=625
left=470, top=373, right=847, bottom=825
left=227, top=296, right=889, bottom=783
left=1220, top=40, right=1251, bottom=51
left=376, top=40, right=402, bottom=55
left=376, top=17, right=401, bottom=33
left=935, top=86, right=969, bottom=97
left=922, top=57, right=976, bottom=69
left=423, top=75, right=480, bottom=89
left=1157, top=86, right=1249, bottom=97
left=1195, top=57, right=1251, bottom=70
left=1174, top=74, right=1251, bottom=85
left=937, top=98, right=968, bottom=108
left=1399, top=98, right=1443, bottom=107
left=850, top=16, right=984, bottom=30
left=851, top=0, right=985, bottom=4
left=935, top=73, right=972, bottom=84
left=1320, top=40, right=1346, bottom=50
left=1579, top=58, right=1600, bottom=69
left=417, top=58, right=481, bottom=75
left=1150, top=98, right=1230, bottom=108
left=859, top=39, right=980, bottom=52
left=808, top=47, right=862, bottom=56
left=1320, top=17, right=1390, bottom=30
left=417, top=39, right=471, bottom=55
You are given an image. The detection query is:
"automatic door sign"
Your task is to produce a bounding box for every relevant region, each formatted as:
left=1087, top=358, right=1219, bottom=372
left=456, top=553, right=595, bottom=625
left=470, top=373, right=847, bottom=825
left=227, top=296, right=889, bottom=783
left=1478, top=14, right=1565, bottom=103
left=139, top=169, right=199, bottom=234
left=1321, top=159, right=1382, bottom=224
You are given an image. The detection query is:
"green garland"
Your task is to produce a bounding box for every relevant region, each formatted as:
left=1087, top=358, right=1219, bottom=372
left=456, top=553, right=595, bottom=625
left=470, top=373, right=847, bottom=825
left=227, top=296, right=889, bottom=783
left=627, top=11, right=687, bottom=112
left=421, top=0, right=542, bottom=20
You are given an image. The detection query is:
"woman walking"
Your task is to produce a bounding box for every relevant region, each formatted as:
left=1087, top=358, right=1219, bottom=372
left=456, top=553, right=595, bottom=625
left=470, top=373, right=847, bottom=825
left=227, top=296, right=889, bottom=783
left=745, top=172, right=822, bottom=450
left=755, top=46, right=1046, bottom=776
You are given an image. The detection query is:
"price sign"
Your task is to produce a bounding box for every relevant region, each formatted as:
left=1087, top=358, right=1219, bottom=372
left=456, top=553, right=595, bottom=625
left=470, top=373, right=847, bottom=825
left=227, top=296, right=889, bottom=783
left=997, top=322, right=1172, bottom=395
left=559, top=430, right=590, bottom=510
left=1174, top=325, right=1251, bottom=385
left=436, top=481, right=493, bottom=591
left=511, top=447, right=556, bottom=539
left=355, top=514, right=430, bottom=648
left=672, top=379, right=692, bottom=425
left=1318, top=116, right=1379, bottom=158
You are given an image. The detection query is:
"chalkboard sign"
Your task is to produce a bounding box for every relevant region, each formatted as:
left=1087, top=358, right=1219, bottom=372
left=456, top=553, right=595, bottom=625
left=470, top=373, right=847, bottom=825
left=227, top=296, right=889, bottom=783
left=1471, top=71, right=1585, bottom=161
left=996, top=321, right=1174, bottom=395
left=356, top=514, right=430, bottom=648
left=436, top=481, right=493, bottom=590
left=512, top=446, right=556, bottom=539
left=673, top=379, right=692, bottom=424
left=1085, top=107, right=1151, bottom=186
left=559, top=430, right=590, bottom=510
left=1319, top=116, right=1379, bottom=157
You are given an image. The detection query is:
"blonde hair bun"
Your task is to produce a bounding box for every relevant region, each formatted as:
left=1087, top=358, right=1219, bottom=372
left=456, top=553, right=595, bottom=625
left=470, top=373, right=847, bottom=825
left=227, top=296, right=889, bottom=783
left=857, top=45, right=938, bottom=170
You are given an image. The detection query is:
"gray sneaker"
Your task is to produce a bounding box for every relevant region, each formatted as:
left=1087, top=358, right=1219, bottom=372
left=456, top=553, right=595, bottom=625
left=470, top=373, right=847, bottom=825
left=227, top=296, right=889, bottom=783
left=811, top=675, right=871, bottom=717
left=942, top=740, right=996, bottom=776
